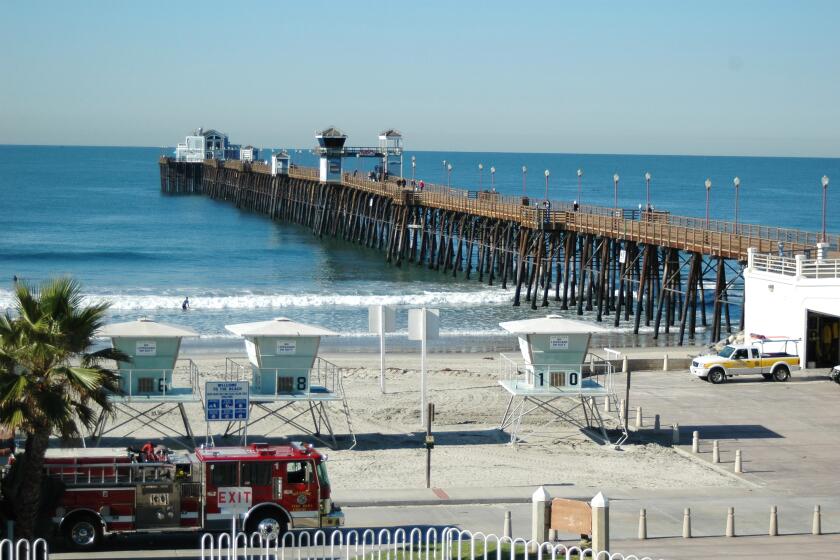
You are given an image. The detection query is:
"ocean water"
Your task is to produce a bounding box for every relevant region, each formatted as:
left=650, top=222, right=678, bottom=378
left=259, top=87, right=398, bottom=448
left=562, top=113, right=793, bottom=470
left=1, top=145, right=837, bottom=353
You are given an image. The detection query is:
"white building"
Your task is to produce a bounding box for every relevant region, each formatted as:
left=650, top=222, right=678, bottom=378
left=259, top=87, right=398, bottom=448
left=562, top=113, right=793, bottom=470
left=271, top=151, right=290, bottom=176
left=241, top=145, right=259, bottom=162
left=174, top=128, right=240, bottom=161
left=174, top=135, right=204, bottom=162
left=744, top=248, right=840, bottom=368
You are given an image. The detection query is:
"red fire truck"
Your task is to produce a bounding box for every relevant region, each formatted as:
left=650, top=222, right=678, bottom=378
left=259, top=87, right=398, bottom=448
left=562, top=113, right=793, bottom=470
left=38, top=442, right=343, bottom=550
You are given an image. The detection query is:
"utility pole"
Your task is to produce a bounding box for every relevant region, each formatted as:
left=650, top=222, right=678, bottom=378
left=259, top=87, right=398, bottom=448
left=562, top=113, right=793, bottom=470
left=425, top=402, right=435, bottom=488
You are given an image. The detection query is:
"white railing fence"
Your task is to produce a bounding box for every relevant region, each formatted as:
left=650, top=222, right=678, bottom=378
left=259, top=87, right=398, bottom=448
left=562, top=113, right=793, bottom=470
left=199, top=527, right=660, bottom=560
left=0, top=538, right=48, bottom=560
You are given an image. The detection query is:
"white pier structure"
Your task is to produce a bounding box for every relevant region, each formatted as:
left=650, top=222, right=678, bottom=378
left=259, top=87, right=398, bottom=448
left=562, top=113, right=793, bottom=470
left=497, top=315, right=627, bottom=445
left=94, top=318, right=200, bottom=447
left=223, top=317, right=355, bottom=449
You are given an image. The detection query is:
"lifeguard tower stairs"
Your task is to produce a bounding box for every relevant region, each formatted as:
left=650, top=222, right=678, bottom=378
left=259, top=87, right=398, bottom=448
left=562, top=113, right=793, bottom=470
left=496, top=315, right=628, bottom=446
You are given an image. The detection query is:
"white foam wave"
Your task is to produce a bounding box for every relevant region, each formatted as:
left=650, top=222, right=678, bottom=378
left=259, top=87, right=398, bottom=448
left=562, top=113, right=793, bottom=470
left=0, top=288, right=513, bottom=311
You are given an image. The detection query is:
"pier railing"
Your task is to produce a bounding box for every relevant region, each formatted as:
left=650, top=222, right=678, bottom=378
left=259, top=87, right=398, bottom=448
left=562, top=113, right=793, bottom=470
left=195, top=159, right=838, bottom=257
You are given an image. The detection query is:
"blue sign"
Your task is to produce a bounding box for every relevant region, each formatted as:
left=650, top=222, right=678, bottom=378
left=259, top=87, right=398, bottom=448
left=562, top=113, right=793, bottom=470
left=205, top=381, right=249, bottom=422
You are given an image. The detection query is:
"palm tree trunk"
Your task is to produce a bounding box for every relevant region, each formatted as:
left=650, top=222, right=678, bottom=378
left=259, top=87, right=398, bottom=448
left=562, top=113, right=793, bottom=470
left=15, top=429, right=49, bottom=540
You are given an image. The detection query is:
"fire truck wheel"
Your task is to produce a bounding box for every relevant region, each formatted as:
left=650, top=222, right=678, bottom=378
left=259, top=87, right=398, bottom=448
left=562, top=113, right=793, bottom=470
left=246, top=510, right=287, bottom=542
left=63, top=514, right=102, bottom=550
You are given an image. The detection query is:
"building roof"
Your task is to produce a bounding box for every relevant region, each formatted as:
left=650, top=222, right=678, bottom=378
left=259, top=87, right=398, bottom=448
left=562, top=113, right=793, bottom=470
left=225, top=317, right=338, bottom=337
left=379, top=128, right=402, bottom=138
left=317, top=126, right=346, bottom=138
left=201, top=128, right=227, bottom=138
left=242, top=145, right=255, bottom=150
left=498, top=315, right=608, bottom=335
left=97, top=318, right=198, bottom=338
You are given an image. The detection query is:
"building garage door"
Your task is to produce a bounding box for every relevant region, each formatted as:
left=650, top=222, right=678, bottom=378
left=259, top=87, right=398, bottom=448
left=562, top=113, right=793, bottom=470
left=806, top=311, right=840, bottom=369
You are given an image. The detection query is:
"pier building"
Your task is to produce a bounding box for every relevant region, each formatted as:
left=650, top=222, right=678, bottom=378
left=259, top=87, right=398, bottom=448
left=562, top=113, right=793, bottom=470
left=93, top=318, right=201, bottom=446
left=223, top=317, right=355, bottom=449
left=160, top=128, right=839, bottom=346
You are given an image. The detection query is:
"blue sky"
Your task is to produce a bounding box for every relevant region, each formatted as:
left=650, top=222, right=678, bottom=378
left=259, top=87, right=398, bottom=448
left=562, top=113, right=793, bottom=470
left=1, top=1, right=838, bottom=156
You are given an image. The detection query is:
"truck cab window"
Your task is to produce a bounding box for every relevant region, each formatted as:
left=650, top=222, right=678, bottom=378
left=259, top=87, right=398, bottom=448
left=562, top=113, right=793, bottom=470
left=240, top=461, right=272, bottom=486
left=210, top=462, right=238, bottom=486
left=286, top=461, right=312, bottom=484
left=751, top=349, right=760, bottom=359
left=733, top=349, right=748, bottom=360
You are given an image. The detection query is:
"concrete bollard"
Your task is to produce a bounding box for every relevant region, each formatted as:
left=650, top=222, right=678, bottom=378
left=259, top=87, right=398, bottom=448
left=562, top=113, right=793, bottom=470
left=622, top=355, right=629, bottom=374
left=812, top=505, right=821, bottom=536
left=531, top=487, right=550, bottom=550
left=604, top=396, right=611, bottom=413
left=548, top=528, right=557, bottom=542
left=735, top=449, right=742, bottom=473
left=769, top=505, right=778, bottom=536
left=682, top=508, right=692, bottom=538
left=672, top=423, right=680, bottom=444
left=726, top=507, right=735, bottom=537
left=635, top=406, right=643, bottom=429
left=663, top=353, right=669, bottom=372
left=503, top=510, right=512, bottom=538
left=638, top=508, right=647, bottom=540
left=712, top=440, right=720, bottom=463
left=590, top=492, right=610, bottom=554
left=692, top=430, right=700, bottom=453
left=654, top=414, right=661, bottom=431
left=619, top=399, right=626, bottom=421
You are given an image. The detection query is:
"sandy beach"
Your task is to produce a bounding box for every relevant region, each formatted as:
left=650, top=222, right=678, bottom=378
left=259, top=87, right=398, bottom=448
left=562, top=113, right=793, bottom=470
left=95, top=349, right=738, bottom=493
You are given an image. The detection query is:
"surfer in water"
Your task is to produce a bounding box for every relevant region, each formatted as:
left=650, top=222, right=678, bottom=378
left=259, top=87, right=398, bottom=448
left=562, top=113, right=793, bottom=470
left=182, top=296, right=190, bottom=311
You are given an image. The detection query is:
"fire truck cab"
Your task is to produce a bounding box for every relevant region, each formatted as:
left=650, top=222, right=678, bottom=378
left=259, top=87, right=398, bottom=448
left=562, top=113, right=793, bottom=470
left=41, top=442, right=343, bottom=550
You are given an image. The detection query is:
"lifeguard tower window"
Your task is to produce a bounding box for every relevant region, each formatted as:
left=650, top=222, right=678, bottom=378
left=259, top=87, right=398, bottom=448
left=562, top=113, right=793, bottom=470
left=806, top=311, right=840, bottom=368
left=138, top=378, right=155, bottom=393
left=286, top=461, right=312, bottom=484
left=210, top=462, right=238, bottom=486
left=240, top=462, right=272, bottom=486
left=277, top=376, right=293, bottom=393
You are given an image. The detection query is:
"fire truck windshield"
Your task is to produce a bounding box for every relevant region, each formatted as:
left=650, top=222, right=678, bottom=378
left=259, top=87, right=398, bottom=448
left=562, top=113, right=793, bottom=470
left=316, top=461, right=330, bottom=487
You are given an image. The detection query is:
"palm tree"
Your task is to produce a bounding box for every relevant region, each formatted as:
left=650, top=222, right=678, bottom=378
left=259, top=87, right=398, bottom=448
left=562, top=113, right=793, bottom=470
left=0, top=278, right=124, bottom=540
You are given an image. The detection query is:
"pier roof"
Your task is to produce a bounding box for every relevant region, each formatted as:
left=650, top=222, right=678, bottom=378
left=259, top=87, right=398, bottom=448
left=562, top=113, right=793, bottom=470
left=499, top=315, right=608, bottom=335
left=97, top=318, right=197, bottom=338
left=225, top=317, right=337, bottom=337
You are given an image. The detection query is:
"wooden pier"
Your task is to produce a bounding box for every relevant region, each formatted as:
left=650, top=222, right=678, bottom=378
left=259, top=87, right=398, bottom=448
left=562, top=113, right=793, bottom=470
left=159, top=157, right=837, bottom=344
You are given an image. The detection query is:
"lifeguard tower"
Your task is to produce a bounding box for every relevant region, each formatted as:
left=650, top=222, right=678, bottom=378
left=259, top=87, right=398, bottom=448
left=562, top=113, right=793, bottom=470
left=378, top=129, right=404, bottom=178
left=315, top=127, right=348, bottom=183
left=93, top=318, right=200, bottom=447
left=224, top=317, right=354, bottom=449
left=497, top=315, right=627, bottom=445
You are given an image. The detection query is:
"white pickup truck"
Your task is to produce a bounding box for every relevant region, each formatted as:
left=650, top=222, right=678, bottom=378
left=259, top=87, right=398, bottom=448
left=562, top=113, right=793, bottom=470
left=690, top=339, right=801, bottom=384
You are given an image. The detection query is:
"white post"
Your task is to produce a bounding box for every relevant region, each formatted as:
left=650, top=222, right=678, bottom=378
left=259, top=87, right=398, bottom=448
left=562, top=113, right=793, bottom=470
left=682, top=508, right=692, bottom=538
left=421, top=308, right=427, bottom=428
left=712, top=440, right=720, bottom=463
left=379, top=305, right=386, bottom=394
left=769, top=505, right=778, bottom=536
left=735, top=449, right=742, bottom=473
left=692, top=430, right=700, bottom=453
left=672, top=423, right=680, bottom=444
left=638, top=508, right=647, bottom=540
left=813, top=505, right=822, bottom=535
left=503, top=510, right=512, bottom=538
left=635, top=406, right=643, bottom=429
left=663, top=353, right=669, bottom=372
left=621, top=355, right=629, bottom=373
left=726, top=507, right=735, bottom=537
left=591, top=492, right=609, bottom=554
left=531, top=486, right=551, bottom=550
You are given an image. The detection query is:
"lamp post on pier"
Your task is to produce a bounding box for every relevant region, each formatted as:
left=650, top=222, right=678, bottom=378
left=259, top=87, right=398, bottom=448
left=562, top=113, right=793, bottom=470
left=733, top=177, right=740, bottom=233
left=411, top=156, right=416, bottom=184
left=577, top=168, right=583, bottom=205
left=522, top=166, right=528, bottom=196
left=478, top=163, right=484, bottom=189
left=705, top=178, right=712, bottom=229
left=644, top=171, right=651, bottom=210
left=447, top=163, right=453, bottom=189
left=442, top=160, right=447, bottom=183
left=822, top=175, right=830, bottom=243
left=613, top=173, right=620, bottom=212
left=544, top=169, right=550, bottom=200
left=490, top=166, right=496, bottom=191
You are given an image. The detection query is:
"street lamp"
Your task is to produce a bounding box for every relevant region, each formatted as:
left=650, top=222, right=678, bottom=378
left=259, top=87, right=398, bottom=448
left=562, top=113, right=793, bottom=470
left=522, top=166, right=527, bottom=196
left=644, top=171, right=651, bottom=210
left=705, top=178, right=712, bottom=228
left=490, top=166, right=496, bottom=191
left=447, top=163, right=453, bottom=189
left=733, top=177, right=740, bottom=232
left=613, top=173, right=620, bottom=210
left=478, top=163, right=484, bottom=189
left=411, top=155, right=416, bottom=183
left=544, top=169, right=550, bottom=200
left=822, top=175, right=830, bottom=243
left=577, top=168, right=583, bottom=204
left=442, top=160, right=447, bottom=183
